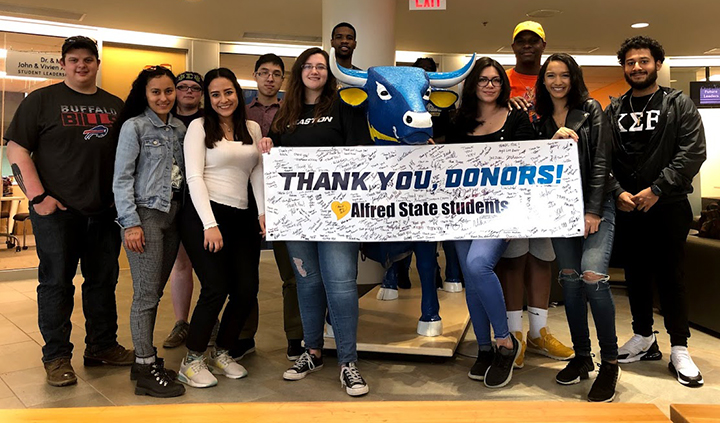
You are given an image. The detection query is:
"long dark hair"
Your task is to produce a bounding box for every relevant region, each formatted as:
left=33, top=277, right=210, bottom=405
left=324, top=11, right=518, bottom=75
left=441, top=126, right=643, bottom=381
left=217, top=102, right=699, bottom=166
left=112, top=66, right=176, bottom=141
left=535, top=53, right=589, bottom=117
left=271, top=47, right=337, bottom=134
left=203, top=68, right=252, bottom=148
left=454, top=57, right=510, bottom=134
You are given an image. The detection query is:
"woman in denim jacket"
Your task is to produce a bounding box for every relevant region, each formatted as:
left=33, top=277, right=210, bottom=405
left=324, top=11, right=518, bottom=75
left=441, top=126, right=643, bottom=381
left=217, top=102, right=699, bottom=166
left=535, top=53, right=618, bottom=402
left=112, top=66, right=186, bottom=398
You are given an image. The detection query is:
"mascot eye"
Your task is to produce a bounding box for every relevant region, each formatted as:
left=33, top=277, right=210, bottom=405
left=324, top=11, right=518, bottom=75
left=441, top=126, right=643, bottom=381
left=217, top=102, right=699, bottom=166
left=423, top=88, right=431, bottom=101
left=376, top=82, right=392, bottom=100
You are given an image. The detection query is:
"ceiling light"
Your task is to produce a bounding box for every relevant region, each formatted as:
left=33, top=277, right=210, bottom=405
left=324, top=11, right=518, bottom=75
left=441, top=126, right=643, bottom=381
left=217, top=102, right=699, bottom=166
left=631, top=22, right=649, bottom=29
left=526, top=9, right=562, bottom=18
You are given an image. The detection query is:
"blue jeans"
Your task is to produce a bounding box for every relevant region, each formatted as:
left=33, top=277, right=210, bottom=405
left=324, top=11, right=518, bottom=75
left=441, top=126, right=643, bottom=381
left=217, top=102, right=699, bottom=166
left=30, top=207, right=122, bottom=362
left=286, top=241, right=359, bottom=365
left=552, top=197, right=618, bottom=362
left=454, top=239, right=510, bottom=346
left=442, top=241, right=462, bottom=283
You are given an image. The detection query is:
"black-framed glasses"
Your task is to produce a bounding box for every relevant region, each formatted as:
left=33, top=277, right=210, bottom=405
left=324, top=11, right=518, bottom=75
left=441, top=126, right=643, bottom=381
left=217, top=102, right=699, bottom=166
left=301, top=64, right=327, bottom=72
left=477, top=77, right=503, bottom=87
left=255, top=70, right=283, bottom=79
left=176, top=85, right=202, bottom=93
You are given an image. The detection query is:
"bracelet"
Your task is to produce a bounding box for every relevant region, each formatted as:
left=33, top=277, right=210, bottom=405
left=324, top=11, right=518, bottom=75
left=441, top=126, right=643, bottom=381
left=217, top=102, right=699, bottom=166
left=30, top=192, right=48, bottom=205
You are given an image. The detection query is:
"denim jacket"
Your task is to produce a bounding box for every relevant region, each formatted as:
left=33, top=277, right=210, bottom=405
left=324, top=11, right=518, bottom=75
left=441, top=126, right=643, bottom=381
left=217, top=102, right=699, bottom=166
left=113, top=108, right=186, bottom=228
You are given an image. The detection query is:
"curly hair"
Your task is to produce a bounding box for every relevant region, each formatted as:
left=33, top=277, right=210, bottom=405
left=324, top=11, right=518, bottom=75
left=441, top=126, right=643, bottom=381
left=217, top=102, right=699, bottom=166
left=617, top=36, right=665, bottom=65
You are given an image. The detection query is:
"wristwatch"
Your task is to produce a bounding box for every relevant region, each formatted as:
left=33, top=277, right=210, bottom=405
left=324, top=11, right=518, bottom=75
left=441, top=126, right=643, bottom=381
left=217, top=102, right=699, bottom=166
left=650, top=184, right=662, bottom=196
left=30, top=192, right=48, bottom=205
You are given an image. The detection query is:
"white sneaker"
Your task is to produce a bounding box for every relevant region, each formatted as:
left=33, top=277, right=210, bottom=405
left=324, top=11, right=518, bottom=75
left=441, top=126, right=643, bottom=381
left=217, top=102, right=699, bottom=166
left=617, top=333, right=662, bottom=363
left=670, top=346, right=704, bottom=387
left=210, top=349, right=248, bottom=379
left=178, top=354, right=218, bottom=388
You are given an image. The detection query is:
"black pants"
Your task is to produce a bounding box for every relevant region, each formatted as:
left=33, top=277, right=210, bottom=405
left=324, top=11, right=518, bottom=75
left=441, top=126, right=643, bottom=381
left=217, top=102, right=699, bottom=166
left=181, top=199, right=261, bottom=352
left=615, top=199, right=692, bottom=347
left=30, top=207, right=121, bottom=362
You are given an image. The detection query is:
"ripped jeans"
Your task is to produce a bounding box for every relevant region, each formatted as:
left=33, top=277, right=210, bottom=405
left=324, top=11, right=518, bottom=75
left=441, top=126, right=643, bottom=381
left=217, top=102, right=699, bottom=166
left=552, top=197, right=618, bottom=362
left=285, top=241, right=359, bottom=365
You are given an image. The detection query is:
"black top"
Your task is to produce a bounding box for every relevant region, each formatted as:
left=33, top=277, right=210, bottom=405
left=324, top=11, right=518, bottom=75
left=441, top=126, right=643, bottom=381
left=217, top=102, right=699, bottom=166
left=617, top=90, right=663, bottom=168
left=445, top=108, right=535, bottom=144
left=269, top=99, right=371, bottom=147
left=4, top=82, right=124, bottom=215
left=174, top=109, right=204, bottom=129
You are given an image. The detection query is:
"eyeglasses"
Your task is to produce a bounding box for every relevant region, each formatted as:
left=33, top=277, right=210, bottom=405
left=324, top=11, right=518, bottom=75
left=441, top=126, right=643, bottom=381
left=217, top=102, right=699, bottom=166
left=176, top=85, right=202, bottom=93
left=477, top=77, right=503, bottom=87
left=143, top=64, right=172, bottom=71
left=301, top=64, right=327, bottom=72
left=256, top=70, right=284, bottom=79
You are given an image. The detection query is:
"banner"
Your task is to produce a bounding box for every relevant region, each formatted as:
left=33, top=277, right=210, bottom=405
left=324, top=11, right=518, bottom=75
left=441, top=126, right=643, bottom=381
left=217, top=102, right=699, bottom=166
left=5, top=50, right=65, bottom=79
left=264, top=140, right=584, bottom=242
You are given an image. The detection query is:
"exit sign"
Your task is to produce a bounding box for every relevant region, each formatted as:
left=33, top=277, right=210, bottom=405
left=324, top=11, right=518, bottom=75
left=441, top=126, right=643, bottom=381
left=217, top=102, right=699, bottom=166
left=409, top=0, right=446, bottom=10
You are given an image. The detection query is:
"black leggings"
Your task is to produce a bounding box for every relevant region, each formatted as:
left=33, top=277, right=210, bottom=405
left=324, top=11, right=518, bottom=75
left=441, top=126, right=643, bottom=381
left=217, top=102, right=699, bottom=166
left=181, top=199, right=261, bottom=352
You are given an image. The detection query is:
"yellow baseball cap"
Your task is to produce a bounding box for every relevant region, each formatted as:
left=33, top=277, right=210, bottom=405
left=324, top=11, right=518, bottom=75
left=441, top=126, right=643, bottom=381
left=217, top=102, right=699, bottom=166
left=512, top=21, right=546, bottom=42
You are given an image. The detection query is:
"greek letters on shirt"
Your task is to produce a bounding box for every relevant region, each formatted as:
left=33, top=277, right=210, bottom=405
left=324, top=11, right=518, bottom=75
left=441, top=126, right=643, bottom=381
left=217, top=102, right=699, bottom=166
left=617, top=109, right=661, bottom=133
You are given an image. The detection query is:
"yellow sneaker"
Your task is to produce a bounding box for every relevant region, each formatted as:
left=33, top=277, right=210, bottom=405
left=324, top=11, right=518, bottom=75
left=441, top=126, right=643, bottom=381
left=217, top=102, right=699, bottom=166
left=527, top=327, right=575, bottom=360
left=514, top=331, right=526, bottom=369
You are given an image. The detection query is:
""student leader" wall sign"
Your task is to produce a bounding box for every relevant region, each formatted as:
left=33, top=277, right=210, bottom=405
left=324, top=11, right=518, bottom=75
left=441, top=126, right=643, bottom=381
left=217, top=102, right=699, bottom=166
left=5, top=50, right=65, bottom=79
left=263, top=140, right=584, bottom=242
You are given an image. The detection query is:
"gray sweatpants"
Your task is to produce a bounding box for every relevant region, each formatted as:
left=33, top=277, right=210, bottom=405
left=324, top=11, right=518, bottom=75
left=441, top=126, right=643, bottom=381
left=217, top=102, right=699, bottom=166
left=124, top=203, right=180, bottom=358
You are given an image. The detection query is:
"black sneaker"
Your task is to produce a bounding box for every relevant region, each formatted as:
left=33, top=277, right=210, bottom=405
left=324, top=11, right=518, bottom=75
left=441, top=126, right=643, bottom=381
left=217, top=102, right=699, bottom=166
left=130, top=357, right=177, bottom=381
left=230, top=338, right=256, bottom=362
left=286, top=339, right=304, bottom=361
left=283, top=351, right=323, bottom=380
left=134, top=360, right=186, bottom=398
left=484, top=334, right=521, bottom=389
left=340, top=362, right=369, bottom=396
left=556, top=355, right=594, bottom=385
left=468, top=348, right=495, bottom=381
left=588, top=361, right=621, bottom=402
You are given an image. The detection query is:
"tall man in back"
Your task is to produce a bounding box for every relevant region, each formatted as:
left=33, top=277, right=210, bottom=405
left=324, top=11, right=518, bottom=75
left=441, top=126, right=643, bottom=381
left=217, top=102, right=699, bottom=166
left=607, top=36, right=706, bottom=387
left=4, top=36, right=133, bottom=387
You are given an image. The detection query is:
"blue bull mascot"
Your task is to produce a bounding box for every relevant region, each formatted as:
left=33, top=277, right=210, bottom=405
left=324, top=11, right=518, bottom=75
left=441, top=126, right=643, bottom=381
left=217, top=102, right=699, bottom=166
left=330, top=49, right=475, bottom=337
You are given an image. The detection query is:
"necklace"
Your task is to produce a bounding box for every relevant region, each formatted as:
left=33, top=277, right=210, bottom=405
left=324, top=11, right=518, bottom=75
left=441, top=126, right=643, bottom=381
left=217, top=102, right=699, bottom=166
left=629, top=88, right=659, bottom=127
left=220, top=122, right=234, bottom=137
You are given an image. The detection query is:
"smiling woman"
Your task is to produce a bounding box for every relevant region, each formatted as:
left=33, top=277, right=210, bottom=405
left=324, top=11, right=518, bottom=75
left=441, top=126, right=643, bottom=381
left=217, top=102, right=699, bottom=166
left=111, top=65, right=187, bottom=398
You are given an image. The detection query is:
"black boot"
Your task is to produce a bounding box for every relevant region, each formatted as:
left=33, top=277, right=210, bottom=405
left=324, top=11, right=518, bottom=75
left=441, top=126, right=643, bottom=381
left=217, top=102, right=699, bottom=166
left=588, top=361, right=621, bottom=402
left=135, top=360, right=186, bottom=398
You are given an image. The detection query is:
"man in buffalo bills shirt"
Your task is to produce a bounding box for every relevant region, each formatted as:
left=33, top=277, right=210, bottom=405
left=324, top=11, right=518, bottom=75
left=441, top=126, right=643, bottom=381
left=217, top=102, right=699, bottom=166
left=4, top=36, right=132, bottom=387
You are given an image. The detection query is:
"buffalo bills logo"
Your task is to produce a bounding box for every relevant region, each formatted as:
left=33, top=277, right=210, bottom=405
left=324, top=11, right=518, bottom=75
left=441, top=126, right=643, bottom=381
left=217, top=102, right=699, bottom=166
left=83, top=125, right=109, bottom=140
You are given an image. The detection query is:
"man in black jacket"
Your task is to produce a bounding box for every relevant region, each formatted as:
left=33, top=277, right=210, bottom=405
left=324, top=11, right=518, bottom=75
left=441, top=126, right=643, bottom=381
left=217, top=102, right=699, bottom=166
left=606, top=36, right=706, bottom=387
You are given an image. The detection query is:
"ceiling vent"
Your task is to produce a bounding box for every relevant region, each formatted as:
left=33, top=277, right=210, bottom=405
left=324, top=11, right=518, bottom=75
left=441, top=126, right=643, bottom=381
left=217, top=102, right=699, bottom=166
left=242, top=32, right=322, bottom=44
left=0, top=3, right=85, bottom=21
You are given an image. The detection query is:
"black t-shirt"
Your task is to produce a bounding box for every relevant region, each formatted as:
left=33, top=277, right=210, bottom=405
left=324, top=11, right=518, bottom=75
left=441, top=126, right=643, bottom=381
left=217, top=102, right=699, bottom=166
left=445, top=108, right=535, bottom=144
left=269, top=99, right=371, bottom=147
left=174, top=109, right=203, bottom=129
left=4, top=82, right=124, bottom=215
left=617, top=90, right=663, bottom=166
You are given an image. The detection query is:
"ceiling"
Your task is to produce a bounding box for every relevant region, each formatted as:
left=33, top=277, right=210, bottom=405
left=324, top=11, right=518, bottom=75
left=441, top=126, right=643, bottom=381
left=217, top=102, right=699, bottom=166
left=2, top=0, right=719, bottom=56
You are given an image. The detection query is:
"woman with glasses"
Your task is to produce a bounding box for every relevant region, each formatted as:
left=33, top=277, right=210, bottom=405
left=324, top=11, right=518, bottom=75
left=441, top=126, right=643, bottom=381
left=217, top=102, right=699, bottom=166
left=112, top=66, right=186, bottom=397
left=177, top=68, right=265, bottom=389
left=535, top=53, right=618, bottom=402
left=446, top=57, right=534, bottom=388
left=260, top=47, right=371, bottom=396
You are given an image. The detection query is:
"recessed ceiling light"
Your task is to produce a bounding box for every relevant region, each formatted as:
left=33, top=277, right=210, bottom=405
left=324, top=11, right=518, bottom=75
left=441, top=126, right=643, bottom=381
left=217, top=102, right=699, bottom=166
left=631, top=22, right=649, bottom=28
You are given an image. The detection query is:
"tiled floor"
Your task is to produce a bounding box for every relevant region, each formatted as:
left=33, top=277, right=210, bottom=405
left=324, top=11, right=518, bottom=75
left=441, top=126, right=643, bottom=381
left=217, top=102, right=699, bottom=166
left=0, top=251, right=718, bottom=415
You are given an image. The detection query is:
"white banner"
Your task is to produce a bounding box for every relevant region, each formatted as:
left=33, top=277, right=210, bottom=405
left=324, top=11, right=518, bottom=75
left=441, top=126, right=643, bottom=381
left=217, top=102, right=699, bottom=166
left=264, top=140, right=584, bottom=242
left=5, top=50, right=65, bottom=79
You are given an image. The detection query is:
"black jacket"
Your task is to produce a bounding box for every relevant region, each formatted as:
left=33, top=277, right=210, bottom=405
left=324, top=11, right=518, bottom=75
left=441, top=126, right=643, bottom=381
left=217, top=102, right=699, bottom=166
left=605, top=87, right=706, bottom=205
left=537, top=99, right=612, bottom=217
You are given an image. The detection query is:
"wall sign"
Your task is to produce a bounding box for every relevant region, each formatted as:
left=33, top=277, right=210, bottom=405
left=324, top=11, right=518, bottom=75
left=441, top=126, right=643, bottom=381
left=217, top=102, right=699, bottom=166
left=5, top=50, right=64, bottom=79
left=264, top=140, right=585, bottom=242
left=409, top=0, right=446, bottom=10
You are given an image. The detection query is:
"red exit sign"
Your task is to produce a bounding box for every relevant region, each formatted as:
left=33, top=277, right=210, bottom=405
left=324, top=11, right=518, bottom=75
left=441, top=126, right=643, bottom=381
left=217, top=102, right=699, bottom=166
left=409, top=0, right=446, bottom=10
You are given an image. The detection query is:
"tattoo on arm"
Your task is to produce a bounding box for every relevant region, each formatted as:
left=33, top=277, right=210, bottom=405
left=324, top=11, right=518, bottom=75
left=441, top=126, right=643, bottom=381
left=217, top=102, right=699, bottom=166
left=11, top=164, right=27, bottom=196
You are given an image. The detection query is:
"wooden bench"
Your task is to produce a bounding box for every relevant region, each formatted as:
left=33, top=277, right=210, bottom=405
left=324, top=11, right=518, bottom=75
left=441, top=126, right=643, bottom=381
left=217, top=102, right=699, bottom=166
left=0, top=401, right=670, bottom=423
left=670, top=404, right=720, bottom=422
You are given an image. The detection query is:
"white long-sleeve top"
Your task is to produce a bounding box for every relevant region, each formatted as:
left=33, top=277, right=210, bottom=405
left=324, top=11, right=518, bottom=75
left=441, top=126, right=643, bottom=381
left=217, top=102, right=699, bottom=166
left=184, top=118, right=265, bottom=229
